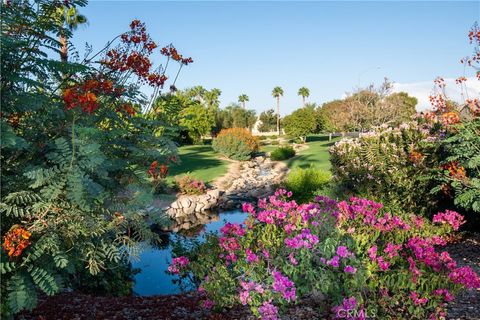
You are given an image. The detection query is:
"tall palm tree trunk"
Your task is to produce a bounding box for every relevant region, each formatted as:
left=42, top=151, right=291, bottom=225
left=276, top=97, right=280, bottom=135
left=302, top=96, right=305, bottom=106
left=60, top=34, right=68, bottom=62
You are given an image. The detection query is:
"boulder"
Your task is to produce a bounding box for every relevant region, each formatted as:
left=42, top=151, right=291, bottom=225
left=179, top=197, right=191, bottom=209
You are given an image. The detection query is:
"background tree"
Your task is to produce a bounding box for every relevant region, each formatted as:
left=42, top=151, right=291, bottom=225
left=298, top=87, right=310, bottom=106
left=319, top=80, right=418, bottom=132
left=282, top=106, right=317, bottom=142
left=258, top=109, right=277, bottom=132
left=54, top=4, right=87, bottom=61
left=238, top=94, right=249, bottom=109
left=272, top=86, right=284, bottom=134
left=217, top=103, right=256, bottom=130
left=179, top=102, right=215, bottom=143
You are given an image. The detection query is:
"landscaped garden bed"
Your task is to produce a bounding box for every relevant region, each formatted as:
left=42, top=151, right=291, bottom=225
left=2, top=1, right=480, bottom=319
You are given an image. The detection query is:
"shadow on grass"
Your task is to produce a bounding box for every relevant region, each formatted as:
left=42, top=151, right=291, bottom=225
left=286, top=154, right=320, bottom=169
left=306, top=135, right=330, bottom=143
left=169, top=154, right=224, bottom=177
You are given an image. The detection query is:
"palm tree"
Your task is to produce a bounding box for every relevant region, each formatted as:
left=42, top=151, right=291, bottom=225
left=55, top=6, right=87, bottom=62
left=238, top=94, right=249, bottom=109
left=298, top=87, right=310, bottom=106
left=271, top=86, right=284, bottom=134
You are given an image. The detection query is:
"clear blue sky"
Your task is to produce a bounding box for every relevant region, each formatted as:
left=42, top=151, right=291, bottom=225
left=72, top=1, right=479, bottom=115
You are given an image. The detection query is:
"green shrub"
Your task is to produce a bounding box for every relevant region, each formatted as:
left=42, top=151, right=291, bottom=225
left=258, top=136, right=267, bottom=140
left=283, top=166, right=331, bottom=203
left=268, top=135, right=278, bottom=140
left=270, top=140, right=279, bottom=145
left=270, top=145, right=295, bottom=161
left=212, top=128, right=259, bottom=161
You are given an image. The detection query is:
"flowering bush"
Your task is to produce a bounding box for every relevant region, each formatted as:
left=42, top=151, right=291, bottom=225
left=329, top=115, right=456, bottom=217
left=212, top=128, right=259, bottom=160
left=174, top=175, right=207, bottom=195
left=170, top=190, right=479, bottom=319
left=1, top=1, right=192, bottom=316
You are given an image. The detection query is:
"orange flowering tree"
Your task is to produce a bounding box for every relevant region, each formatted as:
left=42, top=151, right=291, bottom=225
left=1, top=0, right=192, bottom=316
left=425, top=23, right=480, bottom=218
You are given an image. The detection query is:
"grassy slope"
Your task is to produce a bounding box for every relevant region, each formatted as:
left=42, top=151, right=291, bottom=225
left=261, top=135, right=339, bottom=170
left=167, top=145, right=229, bottom=183
left=285, top=135, right=340, bottom=171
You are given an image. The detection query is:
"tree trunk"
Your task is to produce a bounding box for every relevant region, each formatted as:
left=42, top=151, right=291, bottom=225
left=302, top=96, right=305, bottom=106
left=59, top=34, right=68, bottom=62
left=276, top=97, right=280, bottom=135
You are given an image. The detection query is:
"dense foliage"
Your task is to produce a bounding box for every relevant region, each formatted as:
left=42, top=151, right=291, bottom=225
left=431, top=117, right=480, bottom=214
left=0, top=1, right=191, bottom=316
left=330, top=110, right=480, bottom=224
left=170, top=190, right=479, bottom=319
left=283, top=167, right=331, bottom=203
left=212, top=128, right=259, bottom=161
left=329, top=120, right=440, bottom=216
left=269, top=146, right=295, bottom=161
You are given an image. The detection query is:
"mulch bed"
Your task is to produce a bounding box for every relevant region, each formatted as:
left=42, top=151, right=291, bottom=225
left=17, top=233, right=480, bottom=320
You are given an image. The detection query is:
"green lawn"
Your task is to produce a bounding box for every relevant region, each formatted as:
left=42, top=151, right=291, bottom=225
left=286, top=135, right=339, bottom=171
left=262, top=135, right=339, bottom=171
left=168, top=135, right=337, bottom=185
left=167, top=145, right=229, bottom=183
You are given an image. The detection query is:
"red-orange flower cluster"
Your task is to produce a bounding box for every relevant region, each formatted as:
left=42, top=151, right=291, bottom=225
left=147, top=161, right=168, bottom=180
left=63, top=78, right=114, bottom=114
left=123, top=103, right=136, bottom=116
left=455, top=76, right=467, bottom=84
left=466, top=98, right=480, bottom=115
left=440, top=112, right=460, bottom=126
left=468, top=28, right=480, bottom=43
left=429, top=94, right=446, bottom=112
left=442, top=161, right=466, bottom=180
left=120, top=20, right=157, bottom=53
left=408, top=150, right=424, bottom=164
left=2, top=226, right=31, bottom=258
left=160, top=45, right=193, bottom=65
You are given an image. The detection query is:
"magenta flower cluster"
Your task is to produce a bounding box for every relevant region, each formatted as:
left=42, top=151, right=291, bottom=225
left=239, top=280, right=264, bottom=305
left=258, top=300, right=279, bottom=320
left=272, top=271, right=296, bottom=302
left=219, top=222, right=246, bottom=264
left=284, top=228, right=319, bottom=249
left=433, top=210, right=466, bottom=230
left=167, top=256, right=189, bottom=274
left=332, top=296, right=365, bottom=320
left=337, top=197, right=410, bottom=232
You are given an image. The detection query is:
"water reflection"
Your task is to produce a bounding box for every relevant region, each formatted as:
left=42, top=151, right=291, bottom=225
left=132, top=209, right=248, bottom=296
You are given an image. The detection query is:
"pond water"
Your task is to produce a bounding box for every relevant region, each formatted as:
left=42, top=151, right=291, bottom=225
left=132, top=209, right=248, bottom=296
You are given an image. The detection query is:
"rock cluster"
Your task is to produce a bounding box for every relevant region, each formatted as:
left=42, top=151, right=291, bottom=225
left=164, top=156, right=288, bottom=231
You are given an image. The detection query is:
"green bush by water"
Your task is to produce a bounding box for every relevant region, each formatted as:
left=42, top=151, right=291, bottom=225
left=284, top=166, right=331, bottom=203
